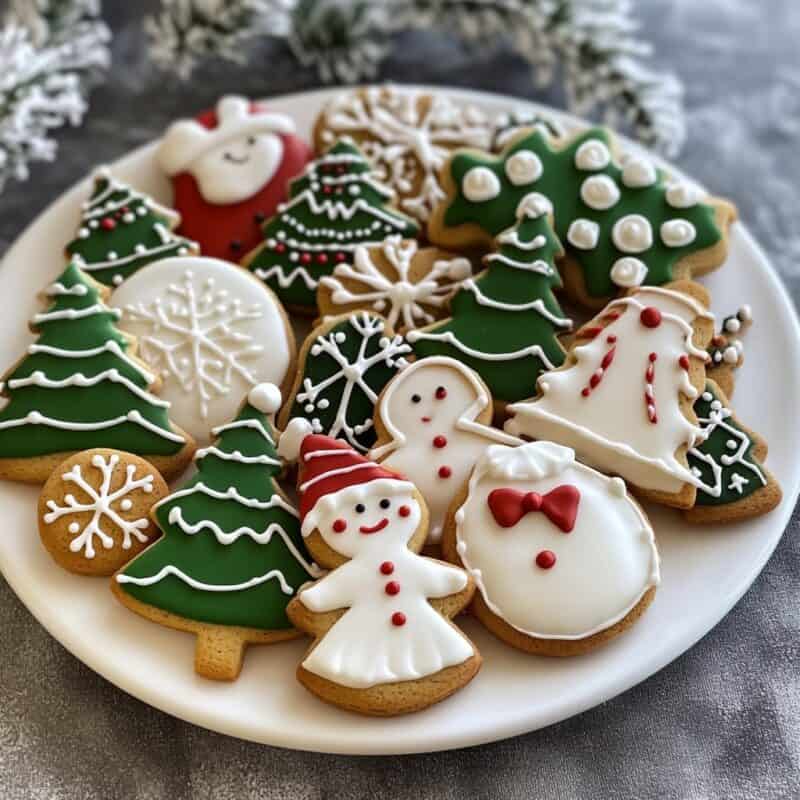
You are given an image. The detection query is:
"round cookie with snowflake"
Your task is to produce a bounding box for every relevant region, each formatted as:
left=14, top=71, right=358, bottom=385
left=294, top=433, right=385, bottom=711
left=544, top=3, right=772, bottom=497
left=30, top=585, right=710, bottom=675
left=111, top=255, right=296, bottom=444
left=38, top=448, right=169, bottom=576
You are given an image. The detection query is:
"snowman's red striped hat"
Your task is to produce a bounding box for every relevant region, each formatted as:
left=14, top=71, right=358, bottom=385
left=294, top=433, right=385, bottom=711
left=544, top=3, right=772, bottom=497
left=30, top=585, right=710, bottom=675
left=278, top=418, right=413, bottom=536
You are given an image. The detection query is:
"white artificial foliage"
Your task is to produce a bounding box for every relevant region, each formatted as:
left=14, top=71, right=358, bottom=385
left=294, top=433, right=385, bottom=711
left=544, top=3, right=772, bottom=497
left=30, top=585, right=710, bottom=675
left=0, top=0, right=110, bottom=190
left=43, top=452, right=154, bottom=559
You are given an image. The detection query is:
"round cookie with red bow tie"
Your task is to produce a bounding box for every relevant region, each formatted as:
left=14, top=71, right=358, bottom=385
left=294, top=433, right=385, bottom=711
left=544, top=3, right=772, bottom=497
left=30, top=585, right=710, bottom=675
left=442, top=440, right=660, bottom=656
left=157, top=95, right=313, bottom=261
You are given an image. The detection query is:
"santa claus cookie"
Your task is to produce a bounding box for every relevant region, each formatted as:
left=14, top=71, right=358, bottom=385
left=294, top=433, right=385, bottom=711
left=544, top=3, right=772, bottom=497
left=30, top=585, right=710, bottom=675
left=279, top=419, right=480, bottom=716
left=112, top=255, right=296, bottom=444
left=371, top=357, right=521, bottom=549
left=38, top=448, right=169, bottom=576
left=157, top=95, right=312, bottom=261
left=442, top=441, right=659, bottom=656
left=505, top=281, right=715, bottom=509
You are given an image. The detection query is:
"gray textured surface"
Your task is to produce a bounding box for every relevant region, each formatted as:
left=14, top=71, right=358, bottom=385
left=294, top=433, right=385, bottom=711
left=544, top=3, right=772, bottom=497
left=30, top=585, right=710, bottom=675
left=1, top=2, right=799, bottom=798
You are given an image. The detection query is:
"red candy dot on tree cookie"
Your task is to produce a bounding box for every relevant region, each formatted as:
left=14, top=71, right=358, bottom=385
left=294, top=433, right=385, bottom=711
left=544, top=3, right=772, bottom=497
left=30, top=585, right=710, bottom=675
left=640, top=307, right=662, bottom=328
left=380, top=561, right=394, bottom=575
left=391, top=612, right=406, bottom=627
left=101, top=217, right=116, bottom=231
left=535, top=550, right=557, bottom=569
left=385, top=581, right=400, bottom=596
left=332, top=519, right=347, bottom=533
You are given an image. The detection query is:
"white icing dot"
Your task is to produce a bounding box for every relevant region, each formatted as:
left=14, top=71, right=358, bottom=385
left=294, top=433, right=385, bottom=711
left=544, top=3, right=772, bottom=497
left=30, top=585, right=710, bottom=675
left=739, top=304, right=753, bottom=322
left=112, top=275, right=123, bottom=286
left=89, top=219, right=99, bottom=228
left=515, top=192, right=551, bottom=220
left=610, top=257, right=648, bottom=288
left=723, top=346, right=739, bottom=364
left=107, top=251, right=118, bottom=260
left=621, top=157, right=657, bottom=188
left=349, top=184, right=361, bottom=195
left=248, top=382, right=282, bottom=414
left=134, top=243, right=147, bottom=254
left=665, top=182, right=701, bottom=209
left=504, top=150, right=543, bottom=186
left=608, top=477, right=627, bottom=497
left=78, top=228, right=90, bottom=239
left=566, top=219, right=599, bottom=250
left=136, top=205, right=147, bottom=216
left=660, top=219, right=697, bottom=248
left=123, top=212, right=135, bottom=224
left=726, top=439, right=738, bottom=450
left=710, top=400, right=722, bottom=411
left=462, top=166, right=501, bottom=202
left=68, top=522, right=80, bottom=534
left=120, top=498, right=133, bottom=511
left=612, top=214, right=653, bottom=253
left=580, top=175, right=620, bottom=210
left=28, top=411, right=43, bottom=423
left=574, top=139, right=611, bottom=170
left=702, top=392, right=713, bottom=402
left=724, top=318, right=741, bottom=333
left=318, top=398, right=330, bottom=410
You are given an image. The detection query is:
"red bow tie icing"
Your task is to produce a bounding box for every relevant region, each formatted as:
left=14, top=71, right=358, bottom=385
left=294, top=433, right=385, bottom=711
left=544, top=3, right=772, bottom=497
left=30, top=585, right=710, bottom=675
left=487, top=486, right=580, bottom=532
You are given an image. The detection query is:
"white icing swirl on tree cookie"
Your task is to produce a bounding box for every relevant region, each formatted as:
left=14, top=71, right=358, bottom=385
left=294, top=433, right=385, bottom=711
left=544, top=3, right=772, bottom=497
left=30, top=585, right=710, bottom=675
left=462, top=166, right=501, bottom=202
left=612, top=214, right=653, bottom=253
left=580, top=175, right=620, bottom=210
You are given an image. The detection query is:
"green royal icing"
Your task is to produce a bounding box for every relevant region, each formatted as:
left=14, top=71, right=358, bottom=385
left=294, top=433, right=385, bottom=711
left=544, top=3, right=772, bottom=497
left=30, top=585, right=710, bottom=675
left=688, top=382, right=768, bottom=506
left=66, top=168, right=196, bottom=287
left=0, top=261, right=185, bottom=458
left=246, top=140, right=419, bottom=309
left=117, top=398, right=318, bottom=630
left=408, top=198, right=570, bottom=403
left=443, top=127, right=723, bottom=299
left=289, top=311, right=411, bottom=453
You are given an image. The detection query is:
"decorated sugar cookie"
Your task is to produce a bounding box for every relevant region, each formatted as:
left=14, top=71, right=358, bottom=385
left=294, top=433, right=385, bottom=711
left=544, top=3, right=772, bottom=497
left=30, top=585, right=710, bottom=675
left=428, top=125, right=736, bottom=307
left=316, top=236, right=471, bottom=333
left=112, top=255, right=296, bottom=444
left=685, top=380, right=781, bottom=523
left=38, top=449, right=169, bottom=576
left=314, top=85, right=493, bottom=223
left=66, top=167, right=198, bottom=287
left=279, top=311, right=411, bottom=454
left=407, top=191, right=571, bottom=408
left=158, top=95, right=313, bottom=260
left=371, top=357, right=521, bottom=547
left=505, top=282, right=715, bottom=509
left=113, top=384, right=320, bottom=681
left=280, top=419, right=480, bottom=716
left=443, top=441, right=659, bottom=655
left=242, top=139, right=419, bottom=313
left=0, top=259, right=194, bottom=483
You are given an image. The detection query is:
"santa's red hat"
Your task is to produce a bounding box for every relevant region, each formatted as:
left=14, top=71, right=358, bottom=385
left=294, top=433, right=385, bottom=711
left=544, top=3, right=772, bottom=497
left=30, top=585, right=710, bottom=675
left=278, top=419, right=413, bottom=536
left=157, top=95, right=296, bottom=177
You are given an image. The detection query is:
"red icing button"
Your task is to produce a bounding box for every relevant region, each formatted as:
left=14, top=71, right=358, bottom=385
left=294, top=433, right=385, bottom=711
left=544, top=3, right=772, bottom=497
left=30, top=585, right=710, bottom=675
left=385, top=581, right=400, bottom=596
left=438, top=466, right=452, bottom=479
left=300, top=253, right=312, bottom=264
left=435, top=386, right=447, bottom=399
left=433, top=435, right=447, bottom=448
left=398, top=505, right=411, bottom=518
left=335, top=252, right=347, bottom=262
left=535, top=550, right=557, bottom=569
left=391, top=612, right=406, bottom=627
left=380, top=561, right=394, bottom=575
left=316, top=253, right=328, bottom=264
left=274, top=242, right=286, bottom=253
left=679, top=355, right=690, bottom=370
left=332, top=519, right=347, bottom=533
left=100, top=217, right=116, bottom=231
left=640, top=307, right=662, bottom=328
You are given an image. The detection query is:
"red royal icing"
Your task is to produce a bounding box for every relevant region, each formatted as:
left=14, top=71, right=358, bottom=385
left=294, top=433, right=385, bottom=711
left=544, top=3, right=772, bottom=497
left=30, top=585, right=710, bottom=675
left=433, top=435, right=447, bottom=449
left=678, top=354, right=690, bottom=370
left=435, top=386, right=447, bottom=399
left=101, top=217, right=116, bottom=231
left=391, top=612, right=406, bottom=627
left=385, top=581, right=400, bottom=596
left=438, top=466, right=452, bottom=479
left=640, top=307, right=662, bottom=328
left=380, top=561, right=394, bottom=575
left=487, top=486, right=580, bottom=532
left=332, top=519, right=347, bottom=533
left=398, top=505, right=411, bottom=518
left=535, top=550, right=557, bottom=569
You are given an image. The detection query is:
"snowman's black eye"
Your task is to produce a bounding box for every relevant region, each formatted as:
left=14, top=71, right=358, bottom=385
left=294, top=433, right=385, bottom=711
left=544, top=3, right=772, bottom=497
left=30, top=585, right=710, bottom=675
left=411, top=394, right=421, bottom=403
left=355, top=503, right=365, bottom=513
left=247, top=135, right=257, bottom=146
left=380, top=498, right=390, bottom=509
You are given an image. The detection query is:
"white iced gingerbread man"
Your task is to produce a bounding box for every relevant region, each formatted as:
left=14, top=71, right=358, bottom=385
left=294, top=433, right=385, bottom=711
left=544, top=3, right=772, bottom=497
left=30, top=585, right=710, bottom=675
left=370, top=356, right=521, bottom=546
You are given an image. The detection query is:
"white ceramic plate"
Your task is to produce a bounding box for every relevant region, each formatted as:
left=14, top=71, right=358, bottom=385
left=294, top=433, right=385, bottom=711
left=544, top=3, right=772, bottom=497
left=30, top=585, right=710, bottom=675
left=1, top=87, right=798, bottom=755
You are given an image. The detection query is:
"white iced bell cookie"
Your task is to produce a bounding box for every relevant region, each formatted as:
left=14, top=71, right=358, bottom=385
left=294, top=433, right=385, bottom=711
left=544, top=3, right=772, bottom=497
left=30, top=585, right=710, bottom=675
left=610, top=257, right=648, bottom=288
left=112, top=255, right=293, bottom=444
left=504, top=150, right=543, bottom=186
left=462, top=166, right=501, bottom=202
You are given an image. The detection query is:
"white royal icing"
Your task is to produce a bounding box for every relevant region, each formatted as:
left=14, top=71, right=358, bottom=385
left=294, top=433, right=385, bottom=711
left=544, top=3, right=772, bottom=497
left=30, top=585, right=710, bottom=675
left=610, top=257, right=648, bottom=288
left=665, top=182, right=702, bottom=209
left=462, top=166, right=501, bottom=202
left=580, top=175, right=620, bottom=210
left=566, top=219, right=600, bottom=250
left=612, top=214, right=653, bottom=253
left=574, top=139, right=612, bottom=171
left=621, top=156, right=657, bottom=188
left=111, top=256, right=292, bottom=444
left=660, top=219, right=697, bottom=248
left=454, top=441, right=659, bottom=640
left=504, top=150, right=543, bottom=186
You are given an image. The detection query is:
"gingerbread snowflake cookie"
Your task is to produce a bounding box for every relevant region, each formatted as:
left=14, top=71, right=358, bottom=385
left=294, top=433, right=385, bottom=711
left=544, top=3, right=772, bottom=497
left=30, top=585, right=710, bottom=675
left=38, top=449, right=169, bottom=576
left=442, top=440, right=659, bottom=656
left=316, top=237, right=471, bottom=333
left=313, top=86, right=493, bottom=224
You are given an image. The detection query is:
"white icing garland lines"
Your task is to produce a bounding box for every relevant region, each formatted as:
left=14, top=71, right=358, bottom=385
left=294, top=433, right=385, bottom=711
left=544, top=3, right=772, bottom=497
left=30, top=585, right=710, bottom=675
left=496, top=229, right=547, bottom=251
left=32, top=304, right=119, bottom=324
left=279, top=189, right=411, bottom=227
left=116, top=565, right=294, bottom=595
left=210, top=418, right=275, bottom=444
left=43, top=453, right=154, bottom=559
left=156, top=481, right=299, bottom=516
left=78, top=240, right=190, bottom=274
left=166, top=505, right=321, bottom=575
left=461, top=279, right=572, bottom=327
left=194, top=445, right=281, bottom=466
left=45, top=282, right=88, bottom=297
left=254, top=264, right=318, bottom=290
left=485, top=252, right=554, bottom=276
left=27, top=341, right=156, bottom=384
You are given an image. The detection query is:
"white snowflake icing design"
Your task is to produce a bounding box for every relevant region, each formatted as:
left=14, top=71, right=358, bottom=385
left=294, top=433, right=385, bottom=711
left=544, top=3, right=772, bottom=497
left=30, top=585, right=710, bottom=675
left=320, top=86, right=492, bottom=221
left=43, top=453, right=155, bottom=559
left=298, top=312, right=411, bottom=451
left=120, top=270, right=265, bottom=419
left=319, top=236, right=471, bottom=331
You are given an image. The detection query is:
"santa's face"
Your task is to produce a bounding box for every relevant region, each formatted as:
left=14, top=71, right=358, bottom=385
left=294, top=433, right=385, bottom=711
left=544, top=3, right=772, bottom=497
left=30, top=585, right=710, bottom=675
left=386, top=363, right=479, bottom=436
left=316, top=488, right=421, bottom=559
left=190, top=131, right=284, bottom=205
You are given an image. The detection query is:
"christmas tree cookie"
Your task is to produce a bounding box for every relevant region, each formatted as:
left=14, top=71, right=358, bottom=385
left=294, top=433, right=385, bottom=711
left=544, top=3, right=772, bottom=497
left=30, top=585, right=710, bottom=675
left=279, top=311, right=411, bottom=454
left=407, top=192, right=571, bottom=410
left=112, top=384, right=320, bottom=681
left=0, top=260, right=194, bottom=483
left=316, top=236, right=472, bottom=333
left=66, top=167, right=198, bottom=287
left=505, top=282, right=715, bottom=509
left=279, top=419, right=480, bottom=716
left=428, top=126, right=736, bottom=307
left=685, top=380, right=781, bottom=523
left=242, top=139, right=419, bottom=314
left=705, top=305, right=752, bottom=398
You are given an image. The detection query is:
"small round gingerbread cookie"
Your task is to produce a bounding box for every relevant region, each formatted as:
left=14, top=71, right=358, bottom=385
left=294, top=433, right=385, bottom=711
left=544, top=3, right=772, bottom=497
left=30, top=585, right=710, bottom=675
left=38, top=448, right=169, bottom=576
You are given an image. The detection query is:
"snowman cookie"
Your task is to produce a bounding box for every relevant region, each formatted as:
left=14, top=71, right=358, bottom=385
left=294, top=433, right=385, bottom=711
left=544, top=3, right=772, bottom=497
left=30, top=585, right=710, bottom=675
left=371, top=357, right=521, bottom=549
left=158, top=95, right=312, bottom=261
left=442, top=441, right=659, bottom=655
left=280, top=419, right=480, bottom=716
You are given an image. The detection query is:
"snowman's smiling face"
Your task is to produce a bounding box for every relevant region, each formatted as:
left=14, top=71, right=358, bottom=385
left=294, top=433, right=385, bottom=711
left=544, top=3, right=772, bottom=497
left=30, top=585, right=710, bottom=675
left=190, top=131, right=284, bottom=205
